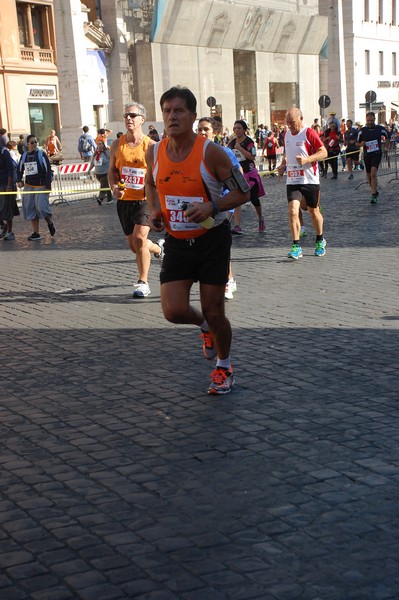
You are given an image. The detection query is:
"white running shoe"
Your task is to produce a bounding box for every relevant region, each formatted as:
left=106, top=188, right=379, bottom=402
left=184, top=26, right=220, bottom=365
left=133, top=281, right=151, bottom=298
left=225, top=279, right=237, bottom=300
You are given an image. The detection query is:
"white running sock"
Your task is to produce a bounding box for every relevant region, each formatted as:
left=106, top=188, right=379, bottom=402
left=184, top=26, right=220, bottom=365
left=216, top=357, right=231, bottom=370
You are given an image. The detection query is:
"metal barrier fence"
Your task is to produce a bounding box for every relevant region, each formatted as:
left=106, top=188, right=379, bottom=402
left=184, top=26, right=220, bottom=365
left=379, top=142, right=398, bottom=182
left=50, top=163, right=100, bottom=205
left=352, top=143, right=398, bottom=189
left=47, top=147, right=399, bottom=203
left=256, top=147, right=284, bottom=174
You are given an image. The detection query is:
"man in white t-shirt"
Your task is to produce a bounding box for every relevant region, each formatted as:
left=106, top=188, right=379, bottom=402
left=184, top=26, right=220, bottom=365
left=277, top=107, right=327, bottom=259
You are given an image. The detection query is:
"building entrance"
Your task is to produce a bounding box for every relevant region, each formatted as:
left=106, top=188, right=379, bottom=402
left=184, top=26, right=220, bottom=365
left=28, top=103, right=58, bottom=147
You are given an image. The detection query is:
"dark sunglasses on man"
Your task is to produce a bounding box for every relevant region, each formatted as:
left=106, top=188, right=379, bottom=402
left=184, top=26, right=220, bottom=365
left=123, top=112, right=141, bottom=119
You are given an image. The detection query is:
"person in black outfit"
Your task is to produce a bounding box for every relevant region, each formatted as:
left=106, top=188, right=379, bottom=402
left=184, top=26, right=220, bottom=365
left=0, top=138, right=19, bottom=240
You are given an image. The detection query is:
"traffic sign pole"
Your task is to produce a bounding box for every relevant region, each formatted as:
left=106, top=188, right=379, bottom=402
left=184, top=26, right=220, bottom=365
left=318, top=95, right=331, bottom=128
left=206, top=96, right=216, bottom=117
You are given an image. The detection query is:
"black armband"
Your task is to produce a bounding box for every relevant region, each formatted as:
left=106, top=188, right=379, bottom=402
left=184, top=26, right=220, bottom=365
left=223, top=164, right=251, bottom=193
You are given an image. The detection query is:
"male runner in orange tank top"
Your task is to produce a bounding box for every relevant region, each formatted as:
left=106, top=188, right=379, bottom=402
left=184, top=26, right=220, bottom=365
left=108, top=102, right=164, bottom=298
left=145, top=86, right=250, bottom=395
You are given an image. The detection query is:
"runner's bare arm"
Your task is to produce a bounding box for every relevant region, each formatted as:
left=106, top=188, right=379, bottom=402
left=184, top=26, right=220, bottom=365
left=183, top=143, right=250, bottom=224
left=145, top=144, right=164, bottom=232
left=108, top=139, right=124, bottom=199
left=206, top=143, right=250, bottom=210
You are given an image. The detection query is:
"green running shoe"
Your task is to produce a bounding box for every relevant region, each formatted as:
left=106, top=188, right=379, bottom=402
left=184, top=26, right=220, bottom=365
left=314, top=239, right=327, bottom=257
left=288, top=244, right=303, bottom=260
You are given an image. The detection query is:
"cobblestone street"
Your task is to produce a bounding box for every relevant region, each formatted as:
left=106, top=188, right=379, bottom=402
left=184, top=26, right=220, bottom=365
left=0, top=171, right=398, bottom=599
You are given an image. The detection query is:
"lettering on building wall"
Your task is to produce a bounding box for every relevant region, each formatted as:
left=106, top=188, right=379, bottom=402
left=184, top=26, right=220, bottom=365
left=378, top=81, right=391, bottom=87
left=27, top=85, right=57, bottom=100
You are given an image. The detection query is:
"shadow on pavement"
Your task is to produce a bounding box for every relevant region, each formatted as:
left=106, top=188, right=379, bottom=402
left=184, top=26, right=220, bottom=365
left=1, top=325, right=398, bottom=599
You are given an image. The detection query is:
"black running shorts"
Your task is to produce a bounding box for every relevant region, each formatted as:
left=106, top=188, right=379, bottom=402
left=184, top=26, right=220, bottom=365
left=363, top=152, right=382, bottom=173
left=117, top=200, right=150, bottom=236
left=287, top=184, right=320, bottom=209
left=160, top=220, right=231, bottom=285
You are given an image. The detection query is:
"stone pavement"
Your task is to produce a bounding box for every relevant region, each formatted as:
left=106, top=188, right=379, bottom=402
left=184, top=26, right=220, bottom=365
left=0, top=169, right=398, bottom=600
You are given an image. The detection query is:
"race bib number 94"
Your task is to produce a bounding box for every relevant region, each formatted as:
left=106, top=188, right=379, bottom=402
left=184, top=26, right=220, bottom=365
left=25, top=162, right=38, bottom=176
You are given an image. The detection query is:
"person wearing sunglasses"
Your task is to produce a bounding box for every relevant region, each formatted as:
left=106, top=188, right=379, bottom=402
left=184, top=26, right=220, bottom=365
left=16, top=134, right=55, bottom=241
left=108, top=102, right=164, bottom=298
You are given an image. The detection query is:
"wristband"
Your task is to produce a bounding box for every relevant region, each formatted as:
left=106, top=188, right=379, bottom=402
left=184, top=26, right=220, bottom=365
left=209, top=198, right=219, bottom=216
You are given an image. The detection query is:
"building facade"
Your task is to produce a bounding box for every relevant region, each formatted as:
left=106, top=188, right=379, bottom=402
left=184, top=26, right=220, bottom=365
left=3, top=1, right=399, bottom=160
left=0, top=0, right=329, bottom=158
left=0, top=0, right=59, bottom=144
left=99, top=0, right=327, bottom=132
left=319, top=0, right=399, bottom=124
left=53, top=0, right=112, bottom=160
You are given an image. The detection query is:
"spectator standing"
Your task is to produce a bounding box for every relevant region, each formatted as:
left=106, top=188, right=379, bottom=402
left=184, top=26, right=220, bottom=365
left=323, top=122, right=343, bottom=179
left=0, top=128, right=8, bottom=147
left=44, top=129, right=62, bottom=163
left=326, top=111, right=340, bottom=131
left=0, top=138, right=19, bottom=240
left=89, top=139, right=112, bottom=205
left=95, top=128, right=113, bottom=145
left=262, top=131, right=279, bottom=175
left=255, top=124, right=264, bottom=148
left=17, top=134, right=55, bottom=241
left=311, top=118, right=322, bottom=134
left=17, top=134, right=27, bottom=155
left=344, top=119, right=360, bottom=179
left=6, top=141, right=20, bottom=164
left=148, top=125, right=160, bottom=142
left=78, top=126, right=96, bottom=162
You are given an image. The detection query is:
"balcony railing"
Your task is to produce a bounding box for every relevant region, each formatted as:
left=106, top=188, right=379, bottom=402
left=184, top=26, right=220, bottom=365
left=20, top=48, right=54, bottom=64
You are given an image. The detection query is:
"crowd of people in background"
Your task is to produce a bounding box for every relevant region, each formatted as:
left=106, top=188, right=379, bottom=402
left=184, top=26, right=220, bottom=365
left=0, top=106, right=397, bottom=246
left=0, top=91, right=397, bottom=395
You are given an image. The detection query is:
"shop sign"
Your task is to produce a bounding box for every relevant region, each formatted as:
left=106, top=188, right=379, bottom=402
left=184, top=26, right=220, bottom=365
left=27, top=84, right=57, bottom=100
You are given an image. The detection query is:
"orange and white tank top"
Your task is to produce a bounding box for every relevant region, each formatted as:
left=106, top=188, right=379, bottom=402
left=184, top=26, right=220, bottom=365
left=47, top=139, right=57, bottom=155
left=115, top=134, right=151, bottom=201
left=152, top=135, right=225, bottom=239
